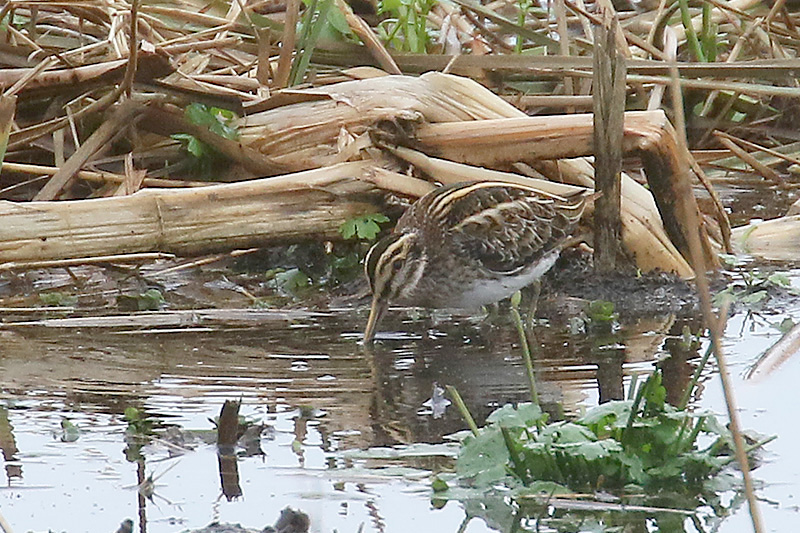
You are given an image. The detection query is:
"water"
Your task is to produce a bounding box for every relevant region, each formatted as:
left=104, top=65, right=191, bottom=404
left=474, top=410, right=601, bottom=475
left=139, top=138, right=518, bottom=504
left=1, top=290, right=799, bottom=532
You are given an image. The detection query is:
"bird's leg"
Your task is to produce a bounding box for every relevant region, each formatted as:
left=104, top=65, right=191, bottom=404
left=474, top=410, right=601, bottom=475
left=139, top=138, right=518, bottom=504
left=523, top=280, right=542, bottom=332
left=483, top=302, right=501, bottom=322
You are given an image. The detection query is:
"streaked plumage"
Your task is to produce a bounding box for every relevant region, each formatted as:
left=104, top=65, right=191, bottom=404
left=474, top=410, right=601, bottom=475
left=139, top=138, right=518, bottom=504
left=363, top=181, right=590, bottom=342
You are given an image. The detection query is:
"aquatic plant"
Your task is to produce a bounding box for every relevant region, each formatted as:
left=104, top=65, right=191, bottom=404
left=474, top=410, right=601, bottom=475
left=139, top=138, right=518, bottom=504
left=438, top=300, right=773, bottom=520
left=445, top=370, right=765, bottom=495
left=715, top=255, right=799, bottom=307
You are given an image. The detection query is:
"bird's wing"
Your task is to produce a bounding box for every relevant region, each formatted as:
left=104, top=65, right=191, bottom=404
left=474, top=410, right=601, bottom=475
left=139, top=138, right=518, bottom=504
left=444, top=184, right=580, bottom=273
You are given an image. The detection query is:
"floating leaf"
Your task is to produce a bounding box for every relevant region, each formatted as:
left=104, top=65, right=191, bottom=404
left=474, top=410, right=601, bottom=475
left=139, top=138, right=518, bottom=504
left=60, top=418, right=80, bottom=442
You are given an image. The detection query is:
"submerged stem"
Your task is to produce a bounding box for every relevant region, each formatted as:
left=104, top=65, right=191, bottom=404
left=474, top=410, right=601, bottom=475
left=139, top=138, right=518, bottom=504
left=679, top=341, right=714, bottom=410
left=510, top=307, right=540, bottom=408
left=446, top=385, right=479, bottom=436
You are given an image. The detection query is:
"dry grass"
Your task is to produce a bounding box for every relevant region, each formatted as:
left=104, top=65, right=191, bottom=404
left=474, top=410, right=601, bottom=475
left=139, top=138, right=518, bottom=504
left=0, top=0, right=798, bottom=267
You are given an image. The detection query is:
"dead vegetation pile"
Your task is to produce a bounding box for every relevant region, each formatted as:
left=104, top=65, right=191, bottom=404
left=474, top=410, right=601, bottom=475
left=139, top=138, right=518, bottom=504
left=1, top=0, right=800, bottom=276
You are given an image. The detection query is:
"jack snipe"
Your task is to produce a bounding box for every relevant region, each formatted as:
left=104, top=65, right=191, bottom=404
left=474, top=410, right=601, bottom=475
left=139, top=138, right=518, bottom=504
left=363, top=181, right=590, bottom=342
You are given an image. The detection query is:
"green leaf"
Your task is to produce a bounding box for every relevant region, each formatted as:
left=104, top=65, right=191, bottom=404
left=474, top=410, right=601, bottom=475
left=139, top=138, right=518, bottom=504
left=117, top=289, right=165, bottom=311
left=340, top=213, right=390, bottom=240
left=778, top=317, right=795, bottom=334
left=124, top=407, right=143, bottom=422
left=184, top=103, right=239, bottom=140
left=562, top=439, right=622, bottom=461
left=431, top=476, right=449, bottom=492
left=740, top=290, right=768, bottom=304
left=486, top=403, right=544, bottom=428
left=380, top=0, right=403, bottom=13
left=171, top=133, right=208, bottom=158
left=538, top=422, right=596, bottom=444
left=587, top=300, right=616, bottom=322
left=270, top=268, right=311, bottom=295
left=291, top=439, right=303, bottom=454
left=767, top=272, right=791, bottom=288
left=718, top=253, right=746, bottom=267
left=327, top=2, right=353, bottom=35
left=39, top=292, right=78, bottom=307
left=579, top=400, right=631, bottom=427
left=456, top=427, right=511, bottom=486
left=639, top=371, right=667, bottom=416
left=60, top=418, right=81, bottom=442
left=185, top=102, right=213, bottom=126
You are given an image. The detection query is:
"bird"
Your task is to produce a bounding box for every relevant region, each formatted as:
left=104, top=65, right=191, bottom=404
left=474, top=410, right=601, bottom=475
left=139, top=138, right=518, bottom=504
left=363, top=180, right=591, bottom=343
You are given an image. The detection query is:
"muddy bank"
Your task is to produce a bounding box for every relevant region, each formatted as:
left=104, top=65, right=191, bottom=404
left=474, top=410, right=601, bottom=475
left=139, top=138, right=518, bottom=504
left=542, top=249, right=699, bottom=319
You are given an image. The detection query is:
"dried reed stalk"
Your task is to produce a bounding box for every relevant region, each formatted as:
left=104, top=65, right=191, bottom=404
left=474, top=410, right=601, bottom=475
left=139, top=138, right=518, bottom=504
left=0, top=162, right=387, bottom=265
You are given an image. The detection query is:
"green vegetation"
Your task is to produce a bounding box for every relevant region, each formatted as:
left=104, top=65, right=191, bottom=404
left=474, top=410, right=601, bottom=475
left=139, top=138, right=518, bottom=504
left=249, top=212, right=390, bottom=303
left=443, top=370, right=765, bottom=495
left=117, top=288, right=165, bottom=311
left=172, top=103, right=239, bottom=175
left=123, top=406, right=157, bottom=462
left=39, top=291, right=78, bottom=307
left=290, top=0, right=353, bottom=85
left=586, top=299, right=618, bottom=324
left=124, top=406, right=156, bottom=437
left=377, top=0, right=436, bottom=52
left=339, top=212, right=390, bottom=241
left=436, top=301, right=773, bottom=529
left=266, top=267, right=312, bottom=297
left=59, top=418, right=80, bottom=442
left=716, top=255, right=799, bottom=306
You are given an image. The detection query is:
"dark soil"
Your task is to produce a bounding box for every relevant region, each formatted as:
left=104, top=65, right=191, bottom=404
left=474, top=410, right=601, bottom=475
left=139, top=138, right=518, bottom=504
left=541, top=248, right=699, bottom=319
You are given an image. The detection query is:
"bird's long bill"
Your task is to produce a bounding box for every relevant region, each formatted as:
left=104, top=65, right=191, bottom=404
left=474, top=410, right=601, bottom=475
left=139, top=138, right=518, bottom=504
left=363, top=297, right=388, bottom=344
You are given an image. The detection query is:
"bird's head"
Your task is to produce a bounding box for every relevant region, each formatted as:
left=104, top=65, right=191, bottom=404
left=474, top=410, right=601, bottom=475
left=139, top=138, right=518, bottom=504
left=363, top=232, right=427, bottom=343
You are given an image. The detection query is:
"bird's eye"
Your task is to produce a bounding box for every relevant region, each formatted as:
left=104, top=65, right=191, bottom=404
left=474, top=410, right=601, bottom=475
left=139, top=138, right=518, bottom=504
left=392, top=261, right=403, bottom=272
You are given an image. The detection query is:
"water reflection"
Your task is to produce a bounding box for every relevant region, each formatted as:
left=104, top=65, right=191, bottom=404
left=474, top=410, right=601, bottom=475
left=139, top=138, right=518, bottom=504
left=0, top=302, right=755, bottom=533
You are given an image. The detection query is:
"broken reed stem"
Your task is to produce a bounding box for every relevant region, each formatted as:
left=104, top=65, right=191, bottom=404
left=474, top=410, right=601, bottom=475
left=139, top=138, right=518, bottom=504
left=335, top=0, right=401, bottom=75
left=1, top=161, right=208, bottom=188
left=121, top=0, right=140, bottom=97
left=592, top=1, right=625, bottom=273
left=668, top=54, right=765, bottom=533
left=9, top=85, right=123, bottom=152
left=0, top=508, right=14, bottom=533
left=33, top=97, right=143, bottom=201
left=275, top=0, right=299, bottom=88
left=0, top=95, right=16, bottom=169
left=555, top=0, right=574, bottom=102
left=688, top=155, right=732, bottom=253
left=446, top=385, right=480, bottom=436
left=715, top=135, right=782, bottom=184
